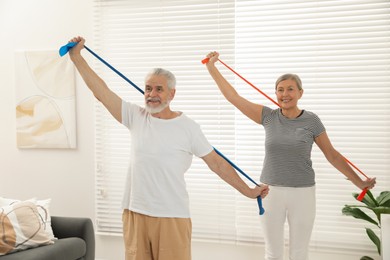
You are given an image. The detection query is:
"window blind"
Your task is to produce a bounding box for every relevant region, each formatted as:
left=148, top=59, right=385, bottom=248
left=234, top=0, right=390, bottom=253
left=93, top=0, right=237, bottom=238
left=93, top=0, right=390, bottom=254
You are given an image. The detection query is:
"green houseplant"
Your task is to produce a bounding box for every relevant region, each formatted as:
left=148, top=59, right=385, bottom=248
left=342, top=190, right=390, bottom=260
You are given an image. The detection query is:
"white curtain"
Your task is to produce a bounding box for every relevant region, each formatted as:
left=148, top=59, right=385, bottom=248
left=93, top=0, right=390, bottom=254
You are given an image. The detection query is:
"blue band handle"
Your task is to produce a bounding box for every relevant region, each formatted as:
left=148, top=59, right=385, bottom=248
left=257, top=196, right=265, bottom=215
left=59, top=41, right=265, bottom=215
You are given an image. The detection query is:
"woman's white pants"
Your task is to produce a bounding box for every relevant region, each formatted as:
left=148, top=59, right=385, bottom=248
left=260, top=186, right=316, bottom=260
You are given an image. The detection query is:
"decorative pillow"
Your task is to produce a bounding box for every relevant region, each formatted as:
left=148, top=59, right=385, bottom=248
left=0, top=201, right=53, bottom=255
left=0, top=197, right=56, bottom=242
left=35, top=199, right=56, bottom=241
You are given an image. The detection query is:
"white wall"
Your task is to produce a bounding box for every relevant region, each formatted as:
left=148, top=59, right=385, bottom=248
left=0, top=0, right=97, bottom=252
left=0, top=0, right=95, bottom=215
left=0, top=1, right=379, bottom=260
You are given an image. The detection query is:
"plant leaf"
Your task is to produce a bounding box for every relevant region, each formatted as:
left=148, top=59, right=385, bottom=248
left=376, top=191, right=390, bottom=207
left=353, top=191, right=377, bottom=208
left=366, top=228, right=381, bottom=255
left=342, top=206, right=378, bottom=226
left=366, top=190, right=379, bottom=207
left=360, top=256, right=374, bottom=260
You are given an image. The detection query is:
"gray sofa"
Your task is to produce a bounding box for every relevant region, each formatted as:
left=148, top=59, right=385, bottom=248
left=0, top=216, right=95, bottom=260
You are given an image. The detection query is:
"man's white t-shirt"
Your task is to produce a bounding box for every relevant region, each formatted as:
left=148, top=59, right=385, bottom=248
left=121, top=101, right=213, bottom=218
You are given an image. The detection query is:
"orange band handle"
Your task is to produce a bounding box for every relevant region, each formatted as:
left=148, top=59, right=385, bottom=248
left=201, top=57, right=210, bottom=64
left=357, top=188, right=368, bottom=201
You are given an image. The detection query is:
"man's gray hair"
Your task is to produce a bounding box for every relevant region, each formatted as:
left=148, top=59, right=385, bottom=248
left=146, top=68, right=176, bottom=90
left=275, top=73, right=302, bottom=90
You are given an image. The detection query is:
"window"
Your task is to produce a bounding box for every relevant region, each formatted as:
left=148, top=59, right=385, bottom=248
left=93, top=0, right=390, bottom=254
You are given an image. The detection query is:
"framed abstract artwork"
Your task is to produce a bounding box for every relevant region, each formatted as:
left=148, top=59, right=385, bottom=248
left=15, top=50, right=77, bottom=149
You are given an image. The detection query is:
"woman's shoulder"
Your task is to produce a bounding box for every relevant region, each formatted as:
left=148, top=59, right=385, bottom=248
left=262, top=106, right=279, bottom=115
left=301, top=110, right=325, bottom=130
left=302, top=109, right=321, bottom=119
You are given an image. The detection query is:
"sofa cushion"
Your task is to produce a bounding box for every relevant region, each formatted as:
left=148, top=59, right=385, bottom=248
left=0, top=197, right=56, bottom=242
left=0, top=237, right=86, bottom=260
left=0, top=201, right=53, bottom=255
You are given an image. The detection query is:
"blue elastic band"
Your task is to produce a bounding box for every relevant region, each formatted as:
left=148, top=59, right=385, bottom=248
left=59, top=41, right=265, bottom=215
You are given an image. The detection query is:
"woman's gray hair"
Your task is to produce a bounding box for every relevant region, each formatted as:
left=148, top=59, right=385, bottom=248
left=275, top=73, right=302, bottom=90
left=146, top=68, right=176, bottom=90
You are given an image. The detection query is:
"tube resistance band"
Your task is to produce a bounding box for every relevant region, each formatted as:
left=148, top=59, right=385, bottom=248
left=59, top=42, right=265, bottom=215
left=342, top=156, right=369, bottom=201
left=203, top=58, right=279, bottom=107
left=60, top=42, right=144, bottom=94
left=202, top=56, right=370, bottom=201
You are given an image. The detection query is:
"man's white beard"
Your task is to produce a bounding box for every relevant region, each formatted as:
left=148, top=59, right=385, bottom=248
left=145, top=99, right=170, bottom=114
